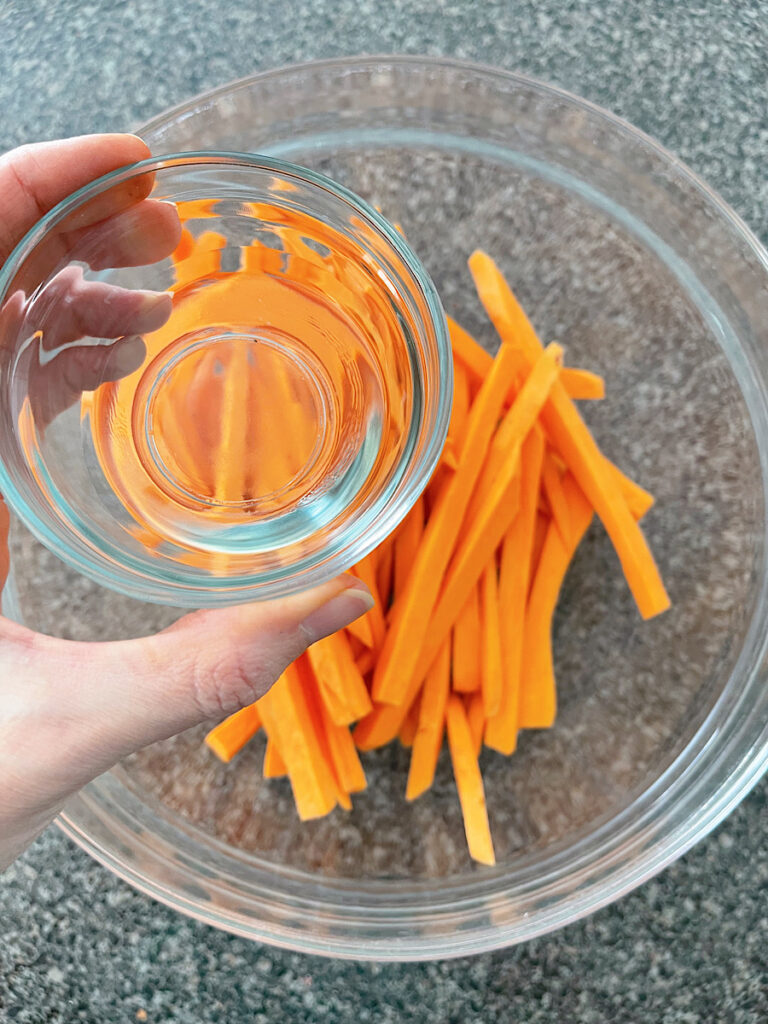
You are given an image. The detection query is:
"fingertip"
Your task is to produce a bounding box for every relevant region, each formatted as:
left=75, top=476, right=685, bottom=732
left=98, top=199, right=182, bottom=268
left=104, top=334, right=147, bottom=379
left=337, top=572, right=372, bottom=595
left=98, top=132, right=152, bottom=164
left=136, top=289, right=173, bottom=330
left=123, top=133, right=152, bottom=157
left=299, top=579, right=375, bottom=644
left=155, top=199, right=183, bottom=250
left=52, top=133, right=152, bottom=176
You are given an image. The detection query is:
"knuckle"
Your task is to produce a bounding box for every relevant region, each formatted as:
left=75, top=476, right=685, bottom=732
left=207, top=654, right=258, bottom=718
left=158, top=611, right=311, bottom=721
left=188, top=635, right=301, bottom=720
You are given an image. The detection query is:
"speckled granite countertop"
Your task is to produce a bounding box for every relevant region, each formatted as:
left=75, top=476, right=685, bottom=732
left=0, top=1, right=766, bottom=1021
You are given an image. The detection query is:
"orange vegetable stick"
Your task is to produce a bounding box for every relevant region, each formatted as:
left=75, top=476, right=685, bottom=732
left=376, top=538, right=395, bottom=610
left=518, top=474, right=594, bottom=729
left=257, top=664, right=337, bottom=820
left=280, top=229, right=328, bottom=270
left=610, top=462, right=655, bottom=520
left=318, top=700, right=367, bottom=793
left=464, top=341, right=563, bottom=528
left=151, top=348, right=214, bottom=498
left=336, top=789, right=353, bottom=812
left=263, top=738, right=287, bottom=778
left=241, top=239, right=270, bottom=274
left=440, top=360, right=471, bottom=471
left=352, top=553, right=386, bottom=651
left=399, top=695, right=421, bottom=747
left=468, top=250, right=669, bottom=620
left=406, top=639, right=451, bottom=800
left=246, top=348, right=306, bottom=499
left=425, top=463, right=452, bottom=514
left=347, top=632, right=366, bottom=660
left=176, top=197, right=219, bottom=223
left=542, top=437, right=652, bottom=526
left=306, top=631, right=372, bottom=726
left=372, top=345, right=520, bottom=705
left=466, top=693, right=486, bottom=756
left=530, top=511, right=551, bottom=584
left=413, top=453, right=526, bottom=684
left=447, top=315, right=493, bottom=383
left=452, top=586, right=482, bottom=693
left=440, top=439, right=460, bottom=471
left=172, top=229, right=226, bottom=288
left=560, top=367, right=605, bottom=400
left=355, top=647, right=376, bottom=676
left=298, top=657, right=357, bottom=811
left=480, top=562, right=504, bottom=718
left=393, top=494, right=424, bottom=599
left=370, top=344, right=518, bottom=704
left=216, top=341, right=251, bottom=503
left=445, top=695, right=495, bottom=865
left=361, top=465, right=522, bottom=750
left=449, top=315, right=603, bottom=403
left=541, top=390, right=669, bottom=617
left=353, top=693, right=418, bottom=752
left=205, top=704, right=261, bottom=763
left=0, top=497, right=10, bottom=594
left=346, top=613, right=375, bottom=650
left=355, top=467, right=523, bottom=752
left=541, top=452, right=571, bottom=547
left=411, top=342, right=561, bottom=671
left=448, top=361, right=470, bottom=449
left=170, top=225, right=195, bottom=266
left=185, top=348, right=225, bottom=484
left=268, top=346, right=318, bottom=484
left=485, top=429, right=545, bottom=754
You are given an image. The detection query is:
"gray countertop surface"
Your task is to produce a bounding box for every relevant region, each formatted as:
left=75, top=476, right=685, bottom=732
left=0, top=1, right=767, bottom=1021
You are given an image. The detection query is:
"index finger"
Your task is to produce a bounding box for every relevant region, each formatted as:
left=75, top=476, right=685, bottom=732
left=0, top=134, right=152, bottom=264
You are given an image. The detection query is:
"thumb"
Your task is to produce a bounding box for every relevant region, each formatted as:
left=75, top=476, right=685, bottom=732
left=52, top=574, right=373, bottom=773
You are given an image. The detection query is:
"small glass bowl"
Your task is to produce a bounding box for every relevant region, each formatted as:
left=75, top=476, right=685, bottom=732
left=0, top=154, right=451, bottom=606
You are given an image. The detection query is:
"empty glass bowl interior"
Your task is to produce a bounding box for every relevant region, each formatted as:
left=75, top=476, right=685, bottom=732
left=0, top=154, right=450, bottom=605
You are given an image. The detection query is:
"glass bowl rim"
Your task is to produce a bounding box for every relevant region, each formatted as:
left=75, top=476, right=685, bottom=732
left=13, top=53, right=768, bottom=958
left=0, top=149, right=452, bottom=606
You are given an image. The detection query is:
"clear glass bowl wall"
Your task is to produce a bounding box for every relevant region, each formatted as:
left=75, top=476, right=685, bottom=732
left=9, top=57, right=768, bottom=959
left=0, top=154, right=450, bottom=606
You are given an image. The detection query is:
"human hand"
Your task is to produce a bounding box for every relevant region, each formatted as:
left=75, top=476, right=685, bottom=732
left=0, top=135, right=373, bottom=869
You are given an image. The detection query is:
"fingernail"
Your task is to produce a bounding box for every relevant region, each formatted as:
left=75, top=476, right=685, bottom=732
left=300, top=576, right=374, bottom=642
left=109, top=334, right=146, bottom=377
left=137, top=290, right=172, bottom=329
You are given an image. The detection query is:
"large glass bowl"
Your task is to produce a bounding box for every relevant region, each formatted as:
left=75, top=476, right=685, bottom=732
left=9, top=57, right=768, bottom=959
